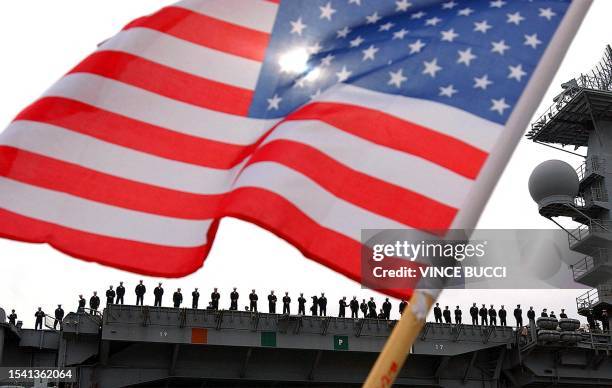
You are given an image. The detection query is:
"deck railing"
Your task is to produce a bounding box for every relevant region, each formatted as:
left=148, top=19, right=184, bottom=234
left=575, top=156, right=604, bottom=182
left=568, top=219, right=612, bottom=246
left=576, top=285, right=612, bottom=310
left=571, top=255, right=595, bottom=280
left=530, top=74, right=612, bottom=135
left=570, top=248, right=609, bottom=280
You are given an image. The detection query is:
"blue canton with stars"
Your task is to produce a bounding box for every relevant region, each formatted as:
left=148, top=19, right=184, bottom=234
left=248, top=0, right=571, bottom=124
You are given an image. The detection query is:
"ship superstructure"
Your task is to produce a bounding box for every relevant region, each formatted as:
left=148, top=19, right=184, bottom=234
left=528, top=45, right=612, bottom=324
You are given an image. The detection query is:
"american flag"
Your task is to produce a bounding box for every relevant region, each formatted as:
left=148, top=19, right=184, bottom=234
left=0, top=0, right=582, bottom=294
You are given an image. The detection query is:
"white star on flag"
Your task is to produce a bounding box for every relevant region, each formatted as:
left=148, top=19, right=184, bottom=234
left=393, top=28, right=409, bottom=40
left=490, top=0, right=506, bottom=8
left=425, top=17, right=442, bottom=26
left=362, top=45, right=379, bottom=61
left=408, top=39, right=426, bottom=54
left=379, top=22, right=395, bottom=32
left=395, top=0, right=412, bottom=12
left=458, top=8, right=474, bottom=17
left=442, top=1, right=457, bottom=10
left=319, top=2, right=337, bottom=21
left=491, top=40, right=510, bottom=55
left=366, top=12, right=382, bottom=24
left=423, top=58, right=442, bottom=77
left=508, top=64, right=527, bottom=81
left=336, top=26, right=351, bottom=38
left=507, top=12, right=525, bottom=25
left=441, top=29, right=459, bottom=42
left=267, top=94, right=282, bottom=110
left=474, top=74, right=493, bottom=90
left=539, top=8, right=556, bottom=21
left=290, top=18, right=307, bottom=35
left=388, top=68, right=407, bottom=88
left=490, top=97, right=510, bottom=114
left=350, top=36, right=364, bottom=47
left=457, top=48, right=476, bottom=66
left=307, top=42, right=323, bottom=54
left=336, top=66, right=352, bottom=82
left=524, top=33, right=542, bottom=49
left=320, top=54, right=334, bottom=66
left=474, top=20, right=492, bottom=33
left=439, top=84, right=458, bottom=97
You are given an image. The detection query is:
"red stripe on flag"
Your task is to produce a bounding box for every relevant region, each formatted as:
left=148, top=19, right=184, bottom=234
left=124, top=6, right=270, bottom=62
left=0, top=187, right=411, bottom=298
left=248, top=140, right=457, bottom=231
left=16, top=97, right=255, bottom=169
left=287, top=102, right=488, bottom=180
left=0, top=208, right=214, bottom=277
left=0, top=146, right=222, bottom=220
left=70, top=51, right=253, bottom=116
left=223, top=187, right=412, bottom=299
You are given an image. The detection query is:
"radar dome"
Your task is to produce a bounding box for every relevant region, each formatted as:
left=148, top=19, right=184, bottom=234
left=528, top=160, right=579, bottom=203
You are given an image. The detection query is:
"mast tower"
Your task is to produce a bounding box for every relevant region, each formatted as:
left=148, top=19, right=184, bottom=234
left=528, top=45, right=612, bottom=323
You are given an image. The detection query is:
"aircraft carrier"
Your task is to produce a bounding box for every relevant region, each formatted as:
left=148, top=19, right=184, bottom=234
left=3, top=45, right=612, bottom=388
left=0, top=302, right=611, bottom=387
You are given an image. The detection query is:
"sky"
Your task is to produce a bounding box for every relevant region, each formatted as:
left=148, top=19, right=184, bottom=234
left=0, top=0, right=610, bottom=327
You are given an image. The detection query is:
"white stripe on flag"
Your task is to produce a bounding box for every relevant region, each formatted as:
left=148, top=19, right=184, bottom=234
left=263, top=119, right=472, bottom=208
left=99, top=27, right=262, bottom=90
left=42, top=73, right=277, bottom=145
left=176, top=0, right=278, bottom=33
left=4, top=117, right=471, bottom=210
left=318, top=84, right=504, bottom=152
left=234, top=161, right=408, bottom=240
left=0, top=177, right=212, bottom=247
left=2, top=121, right=242, bottom=195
